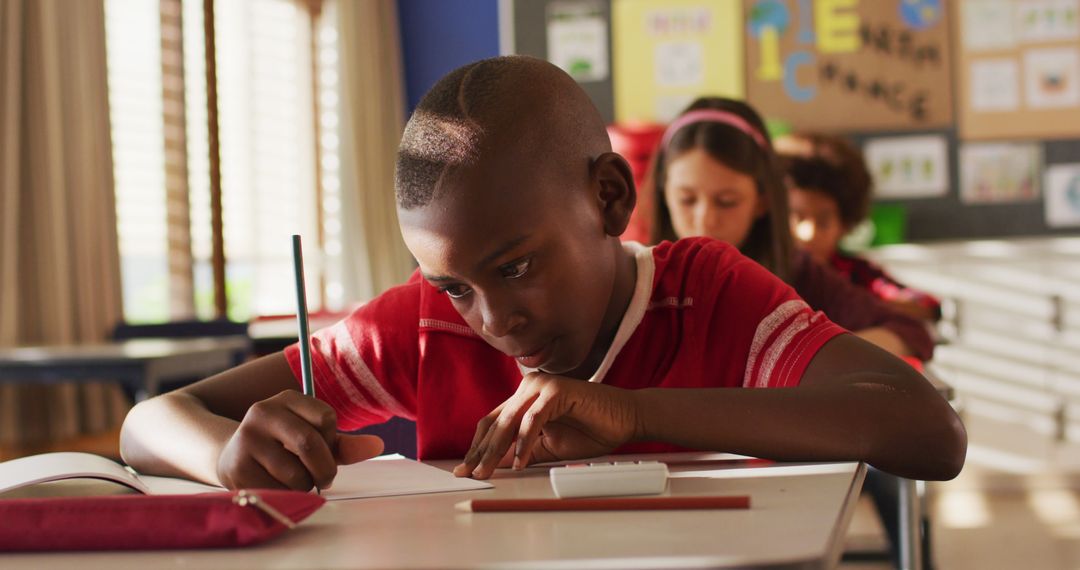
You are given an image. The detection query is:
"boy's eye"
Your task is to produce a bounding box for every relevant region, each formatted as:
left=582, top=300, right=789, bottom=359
left=679, top=196, right=697, bottom=207
left=440, top=284, right=472, bottom=299
left=499, top=258, right=531, bottom=279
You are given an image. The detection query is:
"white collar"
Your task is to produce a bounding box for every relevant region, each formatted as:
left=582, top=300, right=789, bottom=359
left=517, top=241, right=655, bottom=383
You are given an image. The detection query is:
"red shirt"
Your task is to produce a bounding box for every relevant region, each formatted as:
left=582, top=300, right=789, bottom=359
left=286, top=238, right=845, bottom=459
left=792, top=251, right=935, bottom=362
left=829, top=251, right=943, bottom=319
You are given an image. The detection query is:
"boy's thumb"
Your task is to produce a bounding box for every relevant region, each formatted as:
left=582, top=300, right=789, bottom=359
left=335, top=434, right=385, bottom=465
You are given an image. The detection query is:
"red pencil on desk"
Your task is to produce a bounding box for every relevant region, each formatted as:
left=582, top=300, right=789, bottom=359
left=456, top=495, right=750, bottom=513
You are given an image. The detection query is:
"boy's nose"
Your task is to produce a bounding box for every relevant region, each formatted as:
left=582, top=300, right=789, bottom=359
left=478, top=294, right=527, bottom=338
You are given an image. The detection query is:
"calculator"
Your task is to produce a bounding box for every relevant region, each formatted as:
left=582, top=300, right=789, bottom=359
left=549, top=461, right=669, bottom=498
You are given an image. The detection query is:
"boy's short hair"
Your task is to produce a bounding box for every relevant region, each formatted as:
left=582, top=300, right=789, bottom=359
left=394, top=56, right=608, bottom=210
left=779, top=134, right=873, bottom=229
left=784, top=155, right=871, bottom=230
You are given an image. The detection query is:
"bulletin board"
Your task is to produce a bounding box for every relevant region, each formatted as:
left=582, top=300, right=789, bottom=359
left=850, top=130, right=1080, bottom=240
left=611, top=0, right=745, bottom=123
left=957, top=0, right=1080, bottom=140
left=510, top=0, right=616, bottom=124
left=744, top=0, right=954, bottom=132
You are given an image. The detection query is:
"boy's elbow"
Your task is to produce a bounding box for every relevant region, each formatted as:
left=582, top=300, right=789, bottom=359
left=929, top=408, right=967, bottom=480
left=894, top=399, right=968, bottom=481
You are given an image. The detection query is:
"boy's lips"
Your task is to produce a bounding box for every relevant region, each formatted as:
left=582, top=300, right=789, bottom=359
left=514, top=340, right=556, bottom=369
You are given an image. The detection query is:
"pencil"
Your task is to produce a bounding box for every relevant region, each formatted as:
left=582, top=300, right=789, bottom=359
left=292, top=234, right=315, bottom=399
left=455, top=495, right=750, bottom=513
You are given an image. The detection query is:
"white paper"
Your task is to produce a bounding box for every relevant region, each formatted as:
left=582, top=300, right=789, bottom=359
left=321, top=454, right=491, bottom=500
left=970, top=58, right=1021, bottom=111
left=1045, top=163, right=1080, bottom=227
left=1024, top=47, right=1080, bottom=108
left=0, top=452, right=150, bottom=495
left=546, top=1, right=609, bottom=83
left=654, top=41, right=704, bottom=88
left=864, top=135, right=950, bottom=199
left=0, top=452, right=492, bottom=501
left=960, top=142, right=1043, bottom=203
left=963, top=0, right=1017, bottom=51
left=1016, top=0, right=1080, bottom=43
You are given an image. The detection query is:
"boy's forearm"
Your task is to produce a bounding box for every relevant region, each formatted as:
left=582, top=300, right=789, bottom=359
left=120, top=392, right=239, bottom=486
left=631, top=377, right=964, bottom=481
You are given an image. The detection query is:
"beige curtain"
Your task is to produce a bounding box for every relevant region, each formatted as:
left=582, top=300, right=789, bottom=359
left=337, top=0, right=415, bottom=301
left=0, top=0, right=129, bottom=447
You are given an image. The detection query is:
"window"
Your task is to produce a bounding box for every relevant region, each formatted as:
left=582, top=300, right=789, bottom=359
left=105, top=0, right=340, bottom=323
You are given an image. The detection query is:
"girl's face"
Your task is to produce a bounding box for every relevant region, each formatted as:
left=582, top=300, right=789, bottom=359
left=788, top=186, right=844, bottom=264
left=663, top=148, right=765, bottom=247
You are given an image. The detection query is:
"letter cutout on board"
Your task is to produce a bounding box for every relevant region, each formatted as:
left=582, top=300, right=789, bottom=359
left=816, top=0, right=861, bottom=54
left=784, top=51, right=816, bottom=101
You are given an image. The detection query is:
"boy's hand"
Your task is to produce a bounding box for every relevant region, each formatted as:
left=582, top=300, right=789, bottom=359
left=453, top=372, right=642, bottom=479
left=216, top=390, right=384, bottom=490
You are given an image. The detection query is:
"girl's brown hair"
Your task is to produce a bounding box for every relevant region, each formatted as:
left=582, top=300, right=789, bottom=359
left=649, top=97, right=794, bottom=283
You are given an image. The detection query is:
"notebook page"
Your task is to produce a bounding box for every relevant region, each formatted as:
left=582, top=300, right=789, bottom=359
left=0, top=452, right=150, bottom=495
left=321, top=454, right=492, bottom=500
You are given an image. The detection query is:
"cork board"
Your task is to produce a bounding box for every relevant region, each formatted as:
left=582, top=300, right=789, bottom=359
left=956, top=0, right=1080, bottom=140
left=744, top=0, right=954, bottom=131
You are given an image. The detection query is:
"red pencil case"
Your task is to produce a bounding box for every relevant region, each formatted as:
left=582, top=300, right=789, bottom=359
left=0, top=489, right=325, bottom=551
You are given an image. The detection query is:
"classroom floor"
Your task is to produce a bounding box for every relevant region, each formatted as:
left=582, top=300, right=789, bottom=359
left=842, top=412, right=1080, bottom=570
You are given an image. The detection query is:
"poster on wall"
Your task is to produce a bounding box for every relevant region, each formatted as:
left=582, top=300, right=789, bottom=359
left=863, top=135, right=949, bottom=199
left=1045, top=163, right=1080, bottom=227
left=546, top=1, right=609, bottom=83
left=612, top=0, right=744, bottom=123
left=959, top=142, right=1043, bottom=204
left=743, top=0, right=954, bottom=131
left=958, top=0, right=1080, bottom=140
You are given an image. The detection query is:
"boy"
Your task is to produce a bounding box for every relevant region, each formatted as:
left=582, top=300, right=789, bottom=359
left=121, top=57, right=965, bottom=490
left=780, top=135, right=942, bottom=322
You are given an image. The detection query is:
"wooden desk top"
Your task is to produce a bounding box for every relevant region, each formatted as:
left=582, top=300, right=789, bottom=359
left=2, top=455, right=865, bottom=569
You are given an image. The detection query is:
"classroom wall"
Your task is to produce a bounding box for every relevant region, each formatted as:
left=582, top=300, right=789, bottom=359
left=397, top=0, right=501, bottom=115
left=506, top=0, right=1080, bottom=243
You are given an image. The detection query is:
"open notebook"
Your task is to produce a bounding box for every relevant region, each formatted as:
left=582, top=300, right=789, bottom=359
left=0, top=452, right=492, bottom=500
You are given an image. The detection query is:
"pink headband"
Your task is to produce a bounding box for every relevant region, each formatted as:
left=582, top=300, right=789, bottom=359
left=661, top=109, right=769, bottom=151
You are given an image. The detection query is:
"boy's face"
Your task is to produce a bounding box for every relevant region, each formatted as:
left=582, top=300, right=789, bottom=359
left=398, top=147, right=622, bottom=377
left=789, top=187, right=844, bottom=263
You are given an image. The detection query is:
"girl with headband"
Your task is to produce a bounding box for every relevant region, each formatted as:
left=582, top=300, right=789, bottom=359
left=648, top=97, right=933, bottom=362
left=649, top=98, right=936, bottom=567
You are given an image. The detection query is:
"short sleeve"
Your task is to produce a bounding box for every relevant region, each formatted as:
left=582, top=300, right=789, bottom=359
left=283, top=280, right=421, bottom=431
left=701, top=247, right=846, bottom=389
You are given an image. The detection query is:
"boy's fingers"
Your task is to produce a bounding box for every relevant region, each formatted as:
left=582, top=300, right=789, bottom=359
left=473, top=395, right=538, bottom=479
left=275, top=424, right=337, bottom=490
left=454, top=407, right=504, bottom=477
left=336, top=434, right=384, bottom=465
left=220, top=453, right=288, bottom=490
left=252, top=404, right=337, bottom=490
left=280, top=390, right=339, bottom=445
left=251, top=443, right=316, bottom=491
left=513, top=394, right=557, bottom=469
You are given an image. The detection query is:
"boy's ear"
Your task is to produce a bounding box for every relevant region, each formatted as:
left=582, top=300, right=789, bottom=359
left=592, top=152, right=636, bottom=237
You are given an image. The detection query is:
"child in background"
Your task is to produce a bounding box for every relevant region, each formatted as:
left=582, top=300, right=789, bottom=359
left=649, top=97, right=934, bottom=361
left=120, top=57, right=964, bottom=493
left=778, top=133, right=942, bottom=322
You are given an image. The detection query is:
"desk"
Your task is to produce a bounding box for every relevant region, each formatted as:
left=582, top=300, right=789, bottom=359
left=3, top=456, right=866, bottom=569
left=0, top=337, right=250, bottom=400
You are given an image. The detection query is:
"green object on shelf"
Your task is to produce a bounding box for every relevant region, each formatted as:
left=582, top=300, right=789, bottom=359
left=870, top=204, right=907, bottom=246
left=765, top=118, right=792, bottom=141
